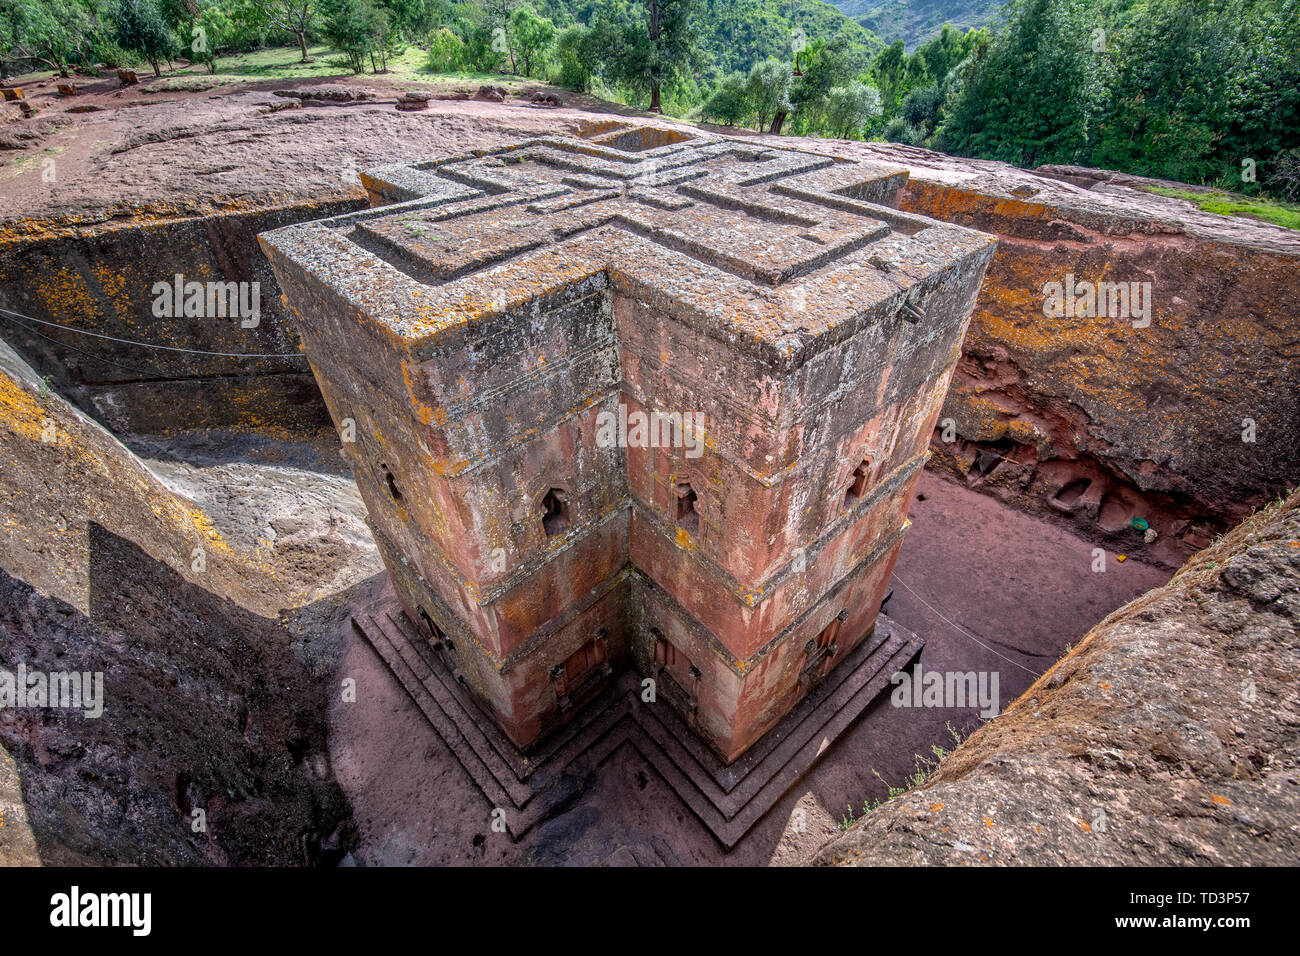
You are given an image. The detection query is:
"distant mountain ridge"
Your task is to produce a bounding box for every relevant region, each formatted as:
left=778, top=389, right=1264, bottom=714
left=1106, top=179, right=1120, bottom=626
left=832, top=0, right=1004, bottom=48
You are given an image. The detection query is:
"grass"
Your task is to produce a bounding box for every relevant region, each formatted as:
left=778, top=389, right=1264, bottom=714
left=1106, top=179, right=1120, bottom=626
left=1139, top=184, right=1300, bottom=231
left=11, top=44, right=543, bottom=94
left=835, top=722, right=967, bottom=831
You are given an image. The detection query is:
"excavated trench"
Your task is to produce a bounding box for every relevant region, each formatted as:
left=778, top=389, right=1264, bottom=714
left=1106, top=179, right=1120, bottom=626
left=0, top=90, right=1295, bottom=864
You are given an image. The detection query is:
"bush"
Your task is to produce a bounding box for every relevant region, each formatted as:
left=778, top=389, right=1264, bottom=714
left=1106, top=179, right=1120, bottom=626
left=425, top=26, right=464, bottom=72
left=883, top=115, right=926, bottom=146
left=1266, top=148, right=1300, bottom=204
left=700, top=71, right=749, bottom=126
left=552, top=24, right=592, bottom=92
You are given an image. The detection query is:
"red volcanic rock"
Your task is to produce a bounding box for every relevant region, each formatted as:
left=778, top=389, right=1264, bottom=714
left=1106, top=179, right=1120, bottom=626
left=396, top=91, right=431, bottom=111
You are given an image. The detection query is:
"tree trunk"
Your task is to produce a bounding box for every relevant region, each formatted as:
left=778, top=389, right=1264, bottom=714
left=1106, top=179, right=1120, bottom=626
left=298, top=32, right=309, bottom=62
left=647, top=0, right=662, bottom=113
left=769, top=110, right=787, bottom=135
left=150, top=59, right=161, bottom=77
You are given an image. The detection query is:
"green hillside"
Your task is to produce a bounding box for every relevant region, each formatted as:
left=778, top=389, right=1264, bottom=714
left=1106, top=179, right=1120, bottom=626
left=834, top=0, right=1003, bottom=48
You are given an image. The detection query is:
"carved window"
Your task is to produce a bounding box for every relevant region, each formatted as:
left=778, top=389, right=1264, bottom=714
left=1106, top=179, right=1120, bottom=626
left=653, top=630, right=677, bottom=668
left=816, top=616, right=841, bottom=651
left=842, top=459, right=871, bottom=510
left=418, top=607, right=445, bottom=645
left=675, top=481, right=699, bottom=535
left=563, top=632, right=607, bottom=684
left=541, top=488, right=570, bottom=537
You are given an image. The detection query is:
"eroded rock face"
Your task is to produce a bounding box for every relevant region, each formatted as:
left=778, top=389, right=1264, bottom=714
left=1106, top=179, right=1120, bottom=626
left=0, top=339, right=371, bottom=864
left=811, top=488, right=1300, bottom=866
left=891, top=150, right=1299, bottom=569
left=0, top=744, right=39, bottom=866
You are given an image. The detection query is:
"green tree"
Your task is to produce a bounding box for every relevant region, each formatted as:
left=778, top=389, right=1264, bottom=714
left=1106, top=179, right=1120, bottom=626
left=595, top=0, right=697, bottom=113
left=508, top=3, right=552, bottom=76
left=940, top=0, right=1105, bottom=167
left=824, top=81, right=882, bottom=139
left=239, top=0, right=317, bottom=62
left=114, top=0, right=180, bottom=76
left=789, top=36, right=855, bottom=135
left=700, top=69, right=749, bottom=125
left=553, top=22, right=594, bottom=90
left=0, top=0, right=96, bottom=77
left=745, top=57, right=788, bottom=132
left=642, top=0, right=695, bottom=112
left=319, top=0, right=371, bottom=71
left=190, top=1, right=235, bottom=72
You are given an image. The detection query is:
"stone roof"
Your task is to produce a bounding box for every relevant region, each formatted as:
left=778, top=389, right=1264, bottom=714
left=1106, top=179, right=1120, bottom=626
left=259, top=133, right=997, bottom=374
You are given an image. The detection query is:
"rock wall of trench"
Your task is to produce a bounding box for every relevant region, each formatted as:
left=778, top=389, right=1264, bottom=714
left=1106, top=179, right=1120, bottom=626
left=0, top=338, right=374, bottom=864
left=891, top=162, right=1300, bottom=569
left=0, top=198, right=359, bottom=437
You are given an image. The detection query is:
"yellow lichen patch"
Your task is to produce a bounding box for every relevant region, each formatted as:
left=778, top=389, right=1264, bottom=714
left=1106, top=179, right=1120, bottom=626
left=1211, top=794, right=1232, bottom=806
left=929, top=803, right=944, bottom=813
left=29, top=266, right=97, bottom=326
left=0, top=374, right=60, bottom=444
left=186, top=506, right=231, bottom=553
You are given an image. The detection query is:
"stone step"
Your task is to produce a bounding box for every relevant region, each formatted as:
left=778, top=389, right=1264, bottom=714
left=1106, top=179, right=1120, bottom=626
left=353, top=594, right=923, bottom=847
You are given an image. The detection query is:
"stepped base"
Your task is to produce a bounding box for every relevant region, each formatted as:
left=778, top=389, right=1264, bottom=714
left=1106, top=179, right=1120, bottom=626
left=354, top=589, right=923, bottom=849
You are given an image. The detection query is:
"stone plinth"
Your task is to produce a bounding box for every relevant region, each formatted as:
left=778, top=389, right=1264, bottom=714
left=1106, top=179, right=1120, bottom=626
left=260, top=130, right=995, bottom=764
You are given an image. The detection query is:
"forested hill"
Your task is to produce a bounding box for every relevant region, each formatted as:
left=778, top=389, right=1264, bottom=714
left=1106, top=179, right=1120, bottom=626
left=541, top=0, right=884, bottom=77
left=833, top=0, right=1002, bottom=47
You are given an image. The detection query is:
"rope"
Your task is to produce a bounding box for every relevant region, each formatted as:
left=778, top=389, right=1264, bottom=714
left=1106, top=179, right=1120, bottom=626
left=0, top=306, right=306, bottom=359
left=0, top=311, right=158, bottom=376
left=889, top=572, right=1042, bottom=677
